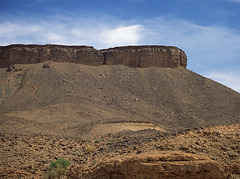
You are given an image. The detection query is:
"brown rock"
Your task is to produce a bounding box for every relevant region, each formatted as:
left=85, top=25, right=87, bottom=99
left=0, top=166, right=38, bottom=178
left=81, top=152, right=231, bottom=179
left=0, top=44, right=187, bottom=68
left=232, top=159, right=240, bottom=174
left=6, top=65, right=22, bottom=72
left=0, top=44, right=103, bottom=67
left=101, top=45, right=187, bottom=68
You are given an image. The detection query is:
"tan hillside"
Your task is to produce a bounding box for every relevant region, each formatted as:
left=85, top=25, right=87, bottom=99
left=0, top=45, right=239, bottom=178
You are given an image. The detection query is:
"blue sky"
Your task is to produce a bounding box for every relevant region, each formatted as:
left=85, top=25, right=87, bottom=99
left=0, top=0, right=240, bottom=92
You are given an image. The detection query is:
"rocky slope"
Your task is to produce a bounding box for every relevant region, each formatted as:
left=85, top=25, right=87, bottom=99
left=0, top=62, right=239, bottom=134
left=0, top=45, right=239, bottom=178
left=0, top=124, right=239, bottom=178
left=0, top=44, right=187, bottom=68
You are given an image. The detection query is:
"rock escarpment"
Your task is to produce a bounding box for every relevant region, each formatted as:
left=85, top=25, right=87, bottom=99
left=80, top=152, right=231, bottom=179
left=102, top=46, right=187, bottom=68
left=0, top=44, right=103, bottom=67
left=0, top=44, right=187, bottom=68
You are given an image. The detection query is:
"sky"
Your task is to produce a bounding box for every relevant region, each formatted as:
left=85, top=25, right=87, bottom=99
left=0, top=0, right=240, bottom=92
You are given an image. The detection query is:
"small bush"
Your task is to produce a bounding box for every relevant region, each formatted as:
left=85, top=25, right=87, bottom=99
left=44, top=158, right=71, bottom=179
left=94, top=139, right=100, bottom=143
left=84, top=144, right=94, bottom=154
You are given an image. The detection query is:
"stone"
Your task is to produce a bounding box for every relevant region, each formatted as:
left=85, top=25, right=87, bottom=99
left=80, top=151, right=231, bottom=179
left=6, top=65, right=16, bottom=72
left=42, top=62, right=51, bottom=68
left=0, top=44, right=187, bottom=69
left=0, top=166, right=37, bottom=178
left=232, top=159, right=240, bottom=174
left=6, top=65, right=22, bottom=72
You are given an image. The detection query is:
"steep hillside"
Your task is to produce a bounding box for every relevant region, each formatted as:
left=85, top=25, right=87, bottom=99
left=0, top=61, right=239, bottom=137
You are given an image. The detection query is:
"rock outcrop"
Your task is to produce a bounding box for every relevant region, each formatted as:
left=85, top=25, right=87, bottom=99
left=0, top=167, right=37, bottom=179
left=81, top=152, right=231, bottom=179
left=0, top=44, right=187, bottom=68
left=232, top=159, right=240, bottom=174
left=0, top=44, right=103, bottom=68
left=102, top=46, right=187, bottom=68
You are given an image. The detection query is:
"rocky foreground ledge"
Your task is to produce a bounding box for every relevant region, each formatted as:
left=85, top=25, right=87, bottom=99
left=0, top=44, right=187, bottom=68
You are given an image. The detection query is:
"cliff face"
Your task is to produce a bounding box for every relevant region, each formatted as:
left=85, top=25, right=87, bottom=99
left=0, top=44, right=103, bottom=67
left=0, top=44, right=187, bottom=68
left=102, top=46, right=187, bottom=68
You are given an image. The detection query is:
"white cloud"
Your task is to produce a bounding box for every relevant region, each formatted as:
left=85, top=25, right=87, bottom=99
left=205, top=71, right=240, bottom=93
left=0, top=18, right=142, bottom=49
left=0, top=21, right=65, bottom=45
left=229, top=0, right=240, bottom=2
left=102, top=25, right=142, bottom=47
left=0, top=15, right=240, bottom=92
left=137, top=17, right=240, bottom=70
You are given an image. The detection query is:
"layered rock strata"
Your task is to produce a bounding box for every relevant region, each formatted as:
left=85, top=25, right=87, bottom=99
left=81, top=152, right=231, bottom=179
left=0, top=44, right=187, bottom=68
left=0, top=44, right=103, bottom=67
left=102, top=46, right=187, bottom=68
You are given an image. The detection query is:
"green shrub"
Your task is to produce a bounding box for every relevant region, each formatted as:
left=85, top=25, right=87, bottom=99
left=72, top=152, right=78, bottom=156
left=84, top=144, right=94, bottom=154
left=44, top=158, right=71, bottom=179
left=94, top=139, right=100, bottom=143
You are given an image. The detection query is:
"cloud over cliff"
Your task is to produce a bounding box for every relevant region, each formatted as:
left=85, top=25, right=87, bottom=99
left=0, top=14, right=240, bottom=92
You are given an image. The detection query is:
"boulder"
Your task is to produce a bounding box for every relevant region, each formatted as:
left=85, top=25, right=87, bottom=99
left=0, top=167, right=37, bottom=178
left=232, top=159, right=240, bottom=174
left=81, top=151, right=231, bottom=179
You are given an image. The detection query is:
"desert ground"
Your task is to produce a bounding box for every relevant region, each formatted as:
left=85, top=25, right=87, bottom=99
left=0, top=61, right=239, bottom=178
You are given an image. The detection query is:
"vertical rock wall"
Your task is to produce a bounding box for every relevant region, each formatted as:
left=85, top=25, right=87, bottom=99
left=101, top=46, right=187, bottom=68
left=0, top=44, right=187, bottom=68
left=0, top=44, right=104, bottom=67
